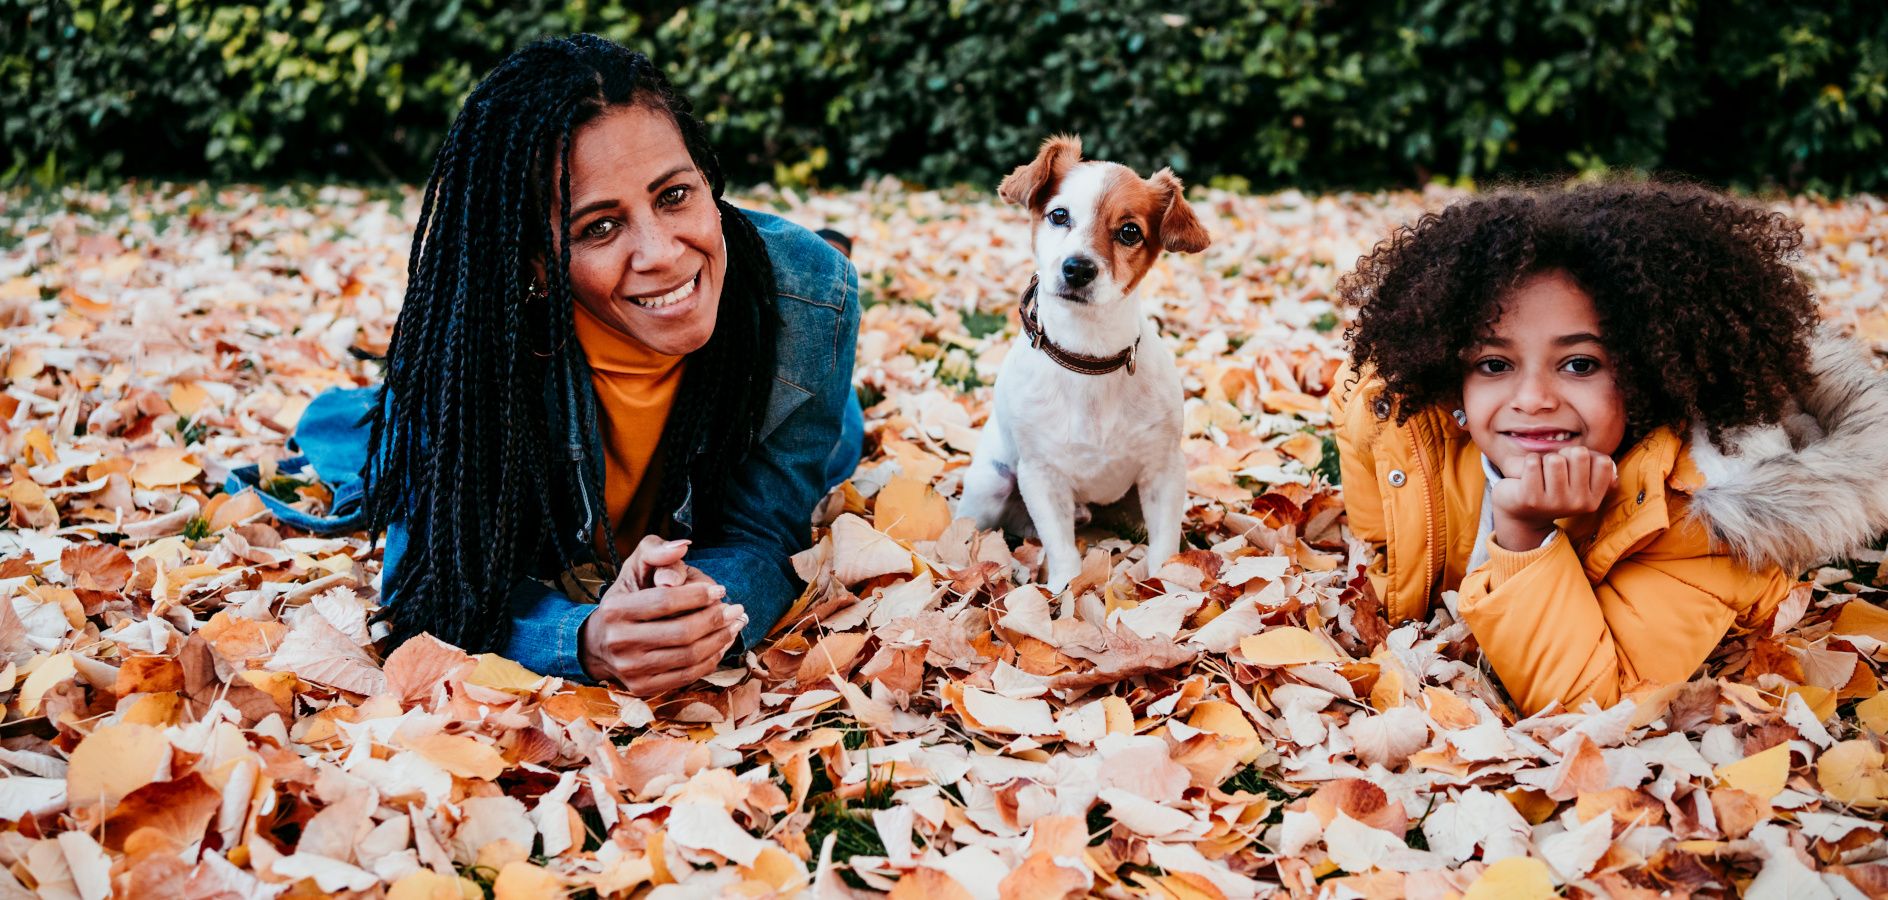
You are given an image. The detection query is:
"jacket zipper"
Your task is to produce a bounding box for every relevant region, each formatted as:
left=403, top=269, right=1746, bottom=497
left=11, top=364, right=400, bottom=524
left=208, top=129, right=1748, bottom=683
left=1406, top=417, right=1443, bottom=610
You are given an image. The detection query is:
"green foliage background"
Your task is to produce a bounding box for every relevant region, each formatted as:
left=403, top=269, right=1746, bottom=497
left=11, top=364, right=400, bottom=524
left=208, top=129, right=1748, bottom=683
left=6, top=0, right=1887, bottom=193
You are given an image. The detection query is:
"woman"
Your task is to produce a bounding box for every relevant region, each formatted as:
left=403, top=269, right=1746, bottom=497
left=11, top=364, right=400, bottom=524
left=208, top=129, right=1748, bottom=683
left=363, top=35, right=863, bottom=695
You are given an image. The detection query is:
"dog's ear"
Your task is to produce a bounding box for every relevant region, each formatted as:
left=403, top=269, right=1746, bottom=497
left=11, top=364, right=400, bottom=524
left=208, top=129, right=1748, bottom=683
left=1149, top=168, right=1211, bottom=254
left=999, top=135, right=1082, bottom=210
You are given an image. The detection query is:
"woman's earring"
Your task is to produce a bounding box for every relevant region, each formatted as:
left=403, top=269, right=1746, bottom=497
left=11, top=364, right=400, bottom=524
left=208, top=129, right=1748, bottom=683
left=1452, top=409, right=1468, bottom=427
left=526, top=278, right=548, bottom=301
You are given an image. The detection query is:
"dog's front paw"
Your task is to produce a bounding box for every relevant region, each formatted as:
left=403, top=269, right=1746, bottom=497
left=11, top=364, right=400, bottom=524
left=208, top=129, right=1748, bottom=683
left=1043, top=560, right=1081, bottom=596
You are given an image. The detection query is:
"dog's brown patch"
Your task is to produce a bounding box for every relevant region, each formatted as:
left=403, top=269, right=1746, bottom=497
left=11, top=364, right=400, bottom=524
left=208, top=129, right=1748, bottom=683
left=1148, top=168, right=1210, bottom=254
left=1091, top=166, right=1166, bottom=295
left=999, top=135, right=1083, bottom=213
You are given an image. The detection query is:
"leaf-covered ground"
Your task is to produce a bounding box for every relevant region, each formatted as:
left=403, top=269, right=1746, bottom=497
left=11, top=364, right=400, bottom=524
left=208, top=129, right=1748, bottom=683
left=2, top=182, right=1887, bottom=899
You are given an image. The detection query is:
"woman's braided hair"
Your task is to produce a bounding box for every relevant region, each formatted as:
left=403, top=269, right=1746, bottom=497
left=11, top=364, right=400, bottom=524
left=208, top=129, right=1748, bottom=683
left=365, top=34, right=777, bottom=653
left=1339, top=179, right=1819, bottom=449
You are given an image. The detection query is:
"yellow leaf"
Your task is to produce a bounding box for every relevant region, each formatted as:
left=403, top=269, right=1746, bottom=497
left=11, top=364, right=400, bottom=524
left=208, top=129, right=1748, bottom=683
left=168, top=381, right=210, bottom=417
left=67, top=722, right=170, bottom=808
left=1855, top=691, right=1888, bottom=734
left=1463, top=857, right=1556, bottom=900
left=22, top=428, right=56, bottom=465
left=875, top=475, right=953, bottom=542
left=1833, top=600, right=1888, bottom=643
left=1102, top=695, right=1136, bottom=735
left=1238, top=626, right=1341, bottom=666
left=1714, top=742, right=1790, bottom=802
left=19, top=652, right=78, bottom=715
left=387, top=869, right=485, bottom=900
left=467, top=654, right=546, bottom=694
left=492, top=861, right=564, bottom=900
left=740, top=846, right=809, bottom=893
left=1787, top=685, right=1837, bottom=723
left=1819, top=740, right=1888, bottom=808
left=130, top=447, right=202, bottom=488
left=236, top=670, right=299, bottom=710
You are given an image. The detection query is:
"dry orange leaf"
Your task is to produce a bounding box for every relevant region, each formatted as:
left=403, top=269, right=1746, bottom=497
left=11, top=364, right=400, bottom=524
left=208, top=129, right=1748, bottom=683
left=103, top=771, right=221, bottom=853
left=208, top=490, right=267, bottom=531
left=876, top=475, right=953, bottom=542
left=797, top=631, right=869, bottom=684
left=1832, top=600, right=1888, bottom=643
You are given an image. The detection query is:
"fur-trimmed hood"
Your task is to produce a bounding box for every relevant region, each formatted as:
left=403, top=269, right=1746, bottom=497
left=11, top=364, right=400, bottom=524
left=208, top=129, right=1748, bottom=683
left=1688, top=328, right=1888, bottom=574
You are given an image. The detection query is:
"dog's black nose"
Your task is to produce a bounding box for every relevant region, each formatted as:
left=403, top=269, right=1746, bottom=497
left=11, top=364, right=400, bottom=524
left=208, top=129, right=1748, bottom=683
left=1061, top=256, right=1098, bottom=289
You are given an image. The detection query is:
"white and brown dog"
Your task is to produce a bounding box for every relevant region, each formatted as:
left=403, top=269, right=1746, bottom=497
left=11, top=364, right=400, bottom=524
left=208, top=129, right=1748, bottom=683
left=959, top=135, right=1210, bottom=593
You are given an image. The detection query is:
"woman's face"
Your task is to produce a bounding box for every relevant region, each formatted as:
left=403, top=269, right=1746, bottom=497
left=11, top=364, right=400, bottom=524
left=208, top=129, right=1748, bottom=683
left=558, top=103, right=726, bottom=356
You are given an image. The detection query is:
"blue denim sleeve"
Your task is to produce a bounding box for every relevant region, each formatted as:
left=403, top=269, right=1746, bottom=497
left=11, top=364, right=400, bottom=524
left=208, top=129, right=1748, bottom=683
left=692, top=263, right=862, bottom=650
left=380, top=519, right=597, bottom=681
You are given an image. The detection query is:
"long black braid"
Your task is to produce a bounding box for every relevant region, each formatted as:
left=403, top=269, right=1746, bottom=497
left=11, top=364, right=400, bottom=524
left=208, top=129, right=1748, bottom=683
left=364, top=34, right=778, bottom=653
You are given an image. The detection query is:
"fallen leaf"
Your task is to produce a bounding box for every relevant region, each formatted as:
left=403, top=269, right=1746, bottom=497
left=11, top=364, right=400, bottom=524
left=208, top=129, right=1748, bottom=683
left=1239, top=626, right=1341, bottom=665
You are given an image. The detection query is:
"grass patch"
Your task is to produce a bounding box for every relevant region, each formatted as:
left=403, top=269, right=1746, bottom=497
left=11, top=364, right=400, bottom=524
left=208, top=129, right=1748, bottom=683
left=176, top=415, right=209, bottom=446
left=804, top=767, right=897, bottom=889
left=182, top=517, right=212, bottom=542
left=1316, top=433, right=1342, bottom=485
left=960, top=307, right=1008, bottom=339
left=261, top=474, right=312, bottom=504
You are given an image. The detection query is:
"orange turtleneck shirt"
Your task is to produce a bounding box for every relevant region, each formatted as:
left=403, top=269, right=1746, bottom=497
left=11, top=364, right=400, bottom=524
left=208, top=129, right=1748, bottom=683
left=571, top=302, right=686, bottom=557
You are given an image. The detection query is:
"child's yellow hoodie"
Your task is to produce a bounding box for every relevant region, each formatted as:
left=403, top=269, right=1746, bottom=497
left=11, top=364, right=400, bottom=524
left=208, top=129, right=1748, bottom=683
left=1332, top=332, right=1888, bottom=715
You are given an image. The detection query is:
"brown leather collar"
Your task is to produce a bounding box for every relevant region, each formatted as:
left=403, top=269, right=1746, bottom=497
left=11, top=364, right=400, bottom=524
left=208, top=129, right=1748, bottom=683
left=1018, top=277, right=1141, bottom=376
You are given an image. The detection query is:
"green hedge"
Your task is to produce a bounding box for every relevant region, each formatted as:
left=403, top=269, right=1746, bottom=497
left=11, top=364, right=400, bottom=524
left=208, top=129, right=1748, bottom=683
left=7, top=0, right=1887, bottom=194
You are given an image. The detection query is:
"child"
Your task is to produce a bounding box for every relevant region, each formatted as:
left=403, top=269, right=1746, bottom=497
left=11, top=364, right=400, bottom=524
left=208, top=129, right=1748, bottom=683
left=1331, top=180, right=1888, bottom=715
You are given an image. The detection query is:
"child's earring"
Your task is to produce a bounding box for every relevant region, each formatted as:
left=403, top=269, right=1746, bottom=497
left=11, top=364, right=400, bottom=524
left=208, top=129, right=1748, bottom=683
left=1452, top=408, right=1468, bottom=428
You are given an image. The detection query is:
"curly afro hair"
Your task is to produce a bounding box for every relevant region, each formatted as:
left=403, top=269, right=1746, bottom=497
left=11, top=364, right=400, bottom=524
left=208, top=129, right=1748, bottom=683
left=1339, top=179, right=1820, bottom=448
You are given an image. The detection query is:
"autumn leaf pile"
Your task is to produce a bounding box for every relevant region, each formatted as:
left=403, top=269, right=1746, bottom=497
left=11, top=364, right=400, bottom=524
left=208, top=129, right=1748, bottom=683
left=2, top=181, right=1887, bottom=899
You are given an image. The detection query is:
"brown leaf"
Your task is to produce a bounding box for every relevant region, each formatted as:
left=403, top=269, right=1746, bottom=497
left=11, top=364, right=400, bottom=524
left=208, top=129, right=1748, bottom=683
left=104, top=771, right=221, bottom=853
left=1050, top=625, right=1198, bottom=691
left=62, top=543, right=133, bottom=593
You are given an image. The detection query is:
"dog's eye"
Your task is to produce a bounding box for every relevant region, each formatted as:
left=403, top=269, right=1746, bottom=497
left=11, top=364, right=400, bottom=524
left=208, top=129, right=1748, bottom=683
left=1116, top=223, right=1143, bottom=246
left=1047, top=208, right=1071, bottom=227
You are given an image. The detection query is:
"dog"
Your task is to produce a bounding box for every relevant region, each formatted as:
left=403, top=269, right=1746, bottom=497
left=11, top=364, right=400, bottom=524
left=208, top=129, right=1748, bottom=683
left=958, top=135, right=1211, bottom=593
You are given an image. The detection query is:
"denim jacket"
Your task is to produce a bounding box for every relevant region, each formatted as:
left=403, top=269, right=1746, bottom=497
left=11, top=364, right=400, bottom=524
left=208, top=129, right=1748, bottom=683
left=232, top=210, right=862, bottom=680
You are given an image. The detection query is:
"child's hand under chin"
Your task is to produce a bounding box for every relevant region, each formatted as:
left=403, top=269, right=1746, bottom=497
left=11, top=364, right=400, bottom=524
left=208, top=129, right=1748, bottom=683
left=1490, top=446, right=1619, bottom=551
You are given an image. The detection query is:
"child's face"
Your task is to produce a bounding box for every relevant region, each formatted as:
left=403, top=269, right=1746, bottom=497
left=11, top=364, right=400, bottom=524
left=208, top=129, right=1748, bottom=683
left=1461, top=270, right=1627, bottom=476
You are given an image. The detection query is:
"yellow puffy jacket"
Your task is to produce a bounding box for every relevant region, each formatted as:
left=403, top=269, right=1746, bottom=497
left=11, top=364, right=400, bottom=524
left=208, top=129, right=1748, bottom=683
left=1331, top=333, right=1888, bottom=715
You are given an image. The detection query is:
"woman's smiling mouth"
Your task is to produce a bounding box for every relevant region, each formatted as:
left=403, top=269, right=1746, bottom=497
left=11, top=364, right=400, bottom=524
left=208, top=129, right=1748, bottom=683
left=628, top=274, right=698, bottom=311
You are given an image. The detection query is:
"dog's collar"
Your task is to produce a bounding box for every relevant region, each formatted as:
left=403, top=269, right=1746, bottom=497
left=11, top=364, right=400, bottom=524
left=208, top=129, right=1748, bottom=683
left=1018, top=277, right=1141, bottom=376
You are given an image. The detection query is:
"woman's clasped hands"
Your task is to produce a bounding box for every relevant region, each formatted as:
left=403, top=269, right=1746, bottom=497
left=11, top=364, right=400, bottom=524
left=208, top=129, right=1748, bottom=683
left=579, top=535, right=747, bottom=695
